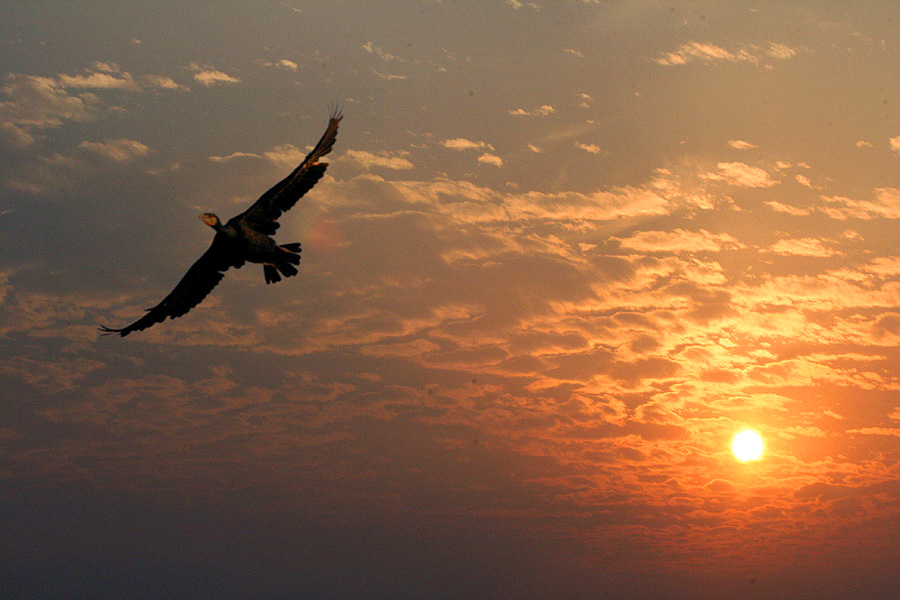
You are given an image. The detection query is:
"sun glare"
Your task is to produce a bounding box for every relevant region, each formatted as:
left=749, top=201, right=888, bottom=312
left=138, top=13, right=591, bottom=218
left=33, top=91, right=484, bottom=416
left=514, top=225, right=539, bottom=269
left=732, top=430, right=764, bottom=462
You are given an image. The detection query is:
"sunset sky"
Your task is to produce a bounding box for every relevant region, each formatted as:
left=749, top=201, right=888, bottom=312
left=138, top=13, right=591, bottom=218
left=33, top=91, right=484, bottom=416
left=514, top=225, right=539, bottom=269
left=4, top=2, right=900, bottom=598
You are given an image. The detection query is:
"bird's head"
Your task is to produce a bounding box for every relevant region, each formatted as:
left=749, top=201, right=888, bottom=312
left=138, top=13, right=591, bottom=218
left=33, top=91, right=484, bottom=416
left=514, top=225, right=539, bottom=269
left=200, top=213, right=220, bottom=228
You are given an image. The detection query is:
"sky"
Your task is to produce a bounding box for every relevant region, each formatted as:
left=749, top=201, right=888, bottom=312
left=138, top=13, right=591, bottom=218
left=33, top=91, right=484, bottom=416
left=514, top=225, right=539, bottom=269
left=3, top=1, right=900, bottom=598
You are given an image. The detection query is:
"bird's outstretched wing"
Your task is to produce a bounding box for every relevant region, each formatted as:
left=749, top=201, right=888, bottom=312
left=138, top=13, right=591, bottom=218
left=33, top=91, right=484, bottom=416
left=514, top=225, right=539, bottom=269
left=236, top=110, right=342, bottom=234
left=100, top=235, right=244, bottom=337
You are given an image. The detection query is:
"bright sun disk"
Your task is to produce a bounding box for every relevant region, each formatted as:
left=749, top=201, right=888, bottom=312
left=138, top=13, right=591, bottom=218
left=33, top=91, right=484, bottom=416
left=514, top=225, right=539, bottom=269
left=732, top=430, right=764, bottom=462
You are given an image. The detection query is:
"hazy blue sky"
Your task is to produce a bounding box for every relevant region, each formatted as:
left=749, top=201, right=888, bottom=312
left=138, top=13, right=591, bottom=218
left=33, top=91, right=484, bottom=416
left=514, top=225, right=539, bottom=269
left=4, top=2, right=900, bottom=598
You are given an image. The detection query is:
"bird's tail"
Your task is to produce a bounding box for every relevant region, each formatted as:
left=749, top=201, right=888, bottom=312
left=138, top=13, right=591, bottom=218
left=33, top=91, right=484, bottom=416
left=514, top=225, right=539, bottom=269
left=264, top=264, right=281, bottom=284
left=281, top=242, right=302, bottom=258
left=263, top=243, right=302, bottom=284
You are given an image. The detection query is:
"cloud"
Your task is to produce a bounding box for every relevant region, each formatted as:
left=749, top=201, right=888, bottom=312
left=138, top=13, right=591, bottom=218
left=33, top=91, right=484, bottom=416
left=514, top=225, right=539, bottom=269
left=477, top=153, right=503, bottom=167
left=209, top=144, right=308, bottom=170
left=504, top=0, right=538, bottom=9
left=574, top=142, right=603, bottom=155
left=440, top=138, right=501, bottom=166
left=509, top=105, right=555, bottom=117
left=655, top=41, right=801, bottom=66
left=766, top=200, right=811, bottom=216
left=890, top=136, right=900, bottom=153
left=702, top=162, right=777, bottom=187
left=344, top=149, right=414, bottom=170
left=141, top=75, right=188, bottom=90
left=188, top=63, right=241, bottom=86
left=821, top=188, right=900, bottom=219
left=372, top=69, right=406, bottom=81
left=615, top=229, right=743, bottom=253
left=77, top=138, right=150, bottom=161
left=0, top=73, right=96, bottom=129
left=795, top=173, right=820, bottom=189
left=0, top=64, right=190, bottom=136
left=847, top=427, right=900, bottom=437
left=767, top=237, right=841, bottom=257
left=362, top=42, right=401, bottom=62
left=0, top=122, right=35, bottom=148
left=56, top=63, right=141, bottom=91
left=261, top=59, right=298, bottom=71
left=728, top=139, right=757, bottom=150
left=442, top=138, right=493, bottom=151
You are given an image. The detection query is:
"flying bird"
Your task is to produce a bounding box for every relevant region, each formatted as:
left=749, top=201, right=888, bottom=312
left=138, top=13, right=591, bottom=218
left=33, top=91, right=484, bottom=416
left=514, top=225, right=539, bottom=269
left=100, top=110, right=342, bottom=337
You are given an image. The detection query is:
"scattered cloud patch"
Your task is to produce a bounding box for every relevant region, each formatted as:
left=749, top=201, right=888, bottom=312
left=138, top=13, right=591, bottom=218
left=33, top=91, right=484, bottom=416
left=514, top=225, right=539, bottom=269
left=509, top=105, right=556, bottom=117
left=209, top=144, right=307, bottom=170
left=442, top=138, right=493, bottom=152
left=656, top=41, right=801, bottom=66
left=142, top=75, right=187, bottom=90
left=795, top=173, right=820, bottom=189
left=504, top=0, right=538, bottom=8
left=728, top=139, right=757, bottom=150
left=58, top=72, right=140, bottom=91
left=766, top=200, right=811, bottom=216
left=702, top=162, right=777, bottom=187
left=344, top=149, right=414, bottom=170
left=0, top=122, right=35, bottom=148
left=188, top=63, right=241, bottom=86
left=820, top=188, right=900, bottom=220
left=890, top=136, right=900, bottom=153
left=0, top=73, right=97, bottom=129
left=575, top=142, right=603, bottom=154
left=477, top=153, right=503, bottom=167
left=615, top=229, right=743, bottom=253
left=262, top=59, right=298, bottom=71
left=768, top=237, right=841, bottom=257
left=78, top=138, right=150, bottom=161
left=372, top=69, right=406, bottom=81
left=362, top=42, right=400, bottom=62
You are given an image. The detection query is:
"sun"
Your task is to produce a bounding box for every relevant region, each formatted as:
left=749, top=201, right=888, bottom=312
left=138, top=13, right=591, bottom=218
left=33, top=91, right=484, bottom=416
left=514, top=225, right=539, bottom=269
left=732, top=430, right=764, bottom=462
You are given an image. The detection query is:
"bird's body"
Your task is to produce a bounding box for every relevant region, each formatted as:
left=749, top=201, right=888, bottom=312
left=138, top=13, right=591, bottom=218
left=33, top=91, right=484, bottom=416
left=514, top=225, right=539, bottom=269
left=101, top=110, right=342, bottom=337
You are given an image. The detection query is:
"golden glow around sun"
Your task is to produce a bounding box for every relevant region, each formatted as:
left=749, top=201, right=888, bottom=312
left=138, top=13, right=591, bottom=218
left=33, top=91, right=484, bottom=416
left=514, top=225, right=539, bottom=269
left=732, top=430, right=764, bottom=462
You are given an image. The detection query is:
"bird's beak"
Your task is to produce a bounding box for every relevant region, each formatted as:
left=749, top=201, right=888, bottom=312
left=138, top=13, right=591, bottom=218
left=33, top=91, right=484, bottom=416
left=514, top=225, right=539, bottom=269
left=200, top=214, right=216, bottom=227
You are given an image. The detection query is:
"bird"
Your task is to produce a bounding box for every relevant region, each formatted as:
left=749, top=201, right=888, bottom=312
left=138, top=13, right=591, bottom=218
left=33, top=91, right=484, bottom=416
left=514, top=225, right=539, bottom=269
left=100, top=110, right=342, bottom=337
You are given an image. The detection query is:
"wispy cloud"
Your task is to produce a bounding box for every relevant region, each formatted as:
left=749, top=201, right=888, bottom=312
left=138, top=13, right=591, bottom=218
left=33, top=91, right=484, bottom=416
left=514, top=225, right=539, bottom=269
left=768, top=237, right=841, bottom=257
left=141, top=75, right=188, bottom=90
left=821, top=188, right=900, bottom=219
left=0, top=73, right=96, bottom=129
left=890, top=135, right=900, bottom=153
left=56, top=62, right=141, bottom=91
left=728, top=139, right=757, bottom=150
left=477, top=153, right=503, bottom=167
left=575, top=141, right=603, bottom=154
left=372, top=69, right=406, bottom=81
left=78, top=138, right=150, bottom=161
left=655, top=41, right=801, bottom=66
left=442, top=138, right=493, bottom=151
left=209, top=144, right=307, bottom=169
left=344, top=149, right=414, bottom=170
left=702, top=162, right=778, bottom=187
left=509, top=105, right=555, bottom=117
left=267, top=59, right=298, bottom=71
left=188, top=63, right=241, bottom=86
left=615, top=229, right=743, bottom=253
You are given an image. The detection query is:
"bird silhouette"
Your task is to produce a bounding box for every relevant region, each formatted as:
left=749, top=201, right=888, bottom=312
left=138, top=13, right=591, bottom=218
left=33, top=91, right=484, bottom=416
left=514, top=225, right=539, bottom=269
left=100, top=110, right=342, bottom=336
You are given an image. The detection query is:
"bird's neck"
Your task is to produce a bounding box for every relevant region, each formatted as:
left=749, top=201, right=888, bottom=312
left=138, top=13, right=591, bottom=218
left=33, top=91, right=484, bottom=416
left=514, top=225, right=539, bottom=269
left=216, top=220, right=239, bottom=238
